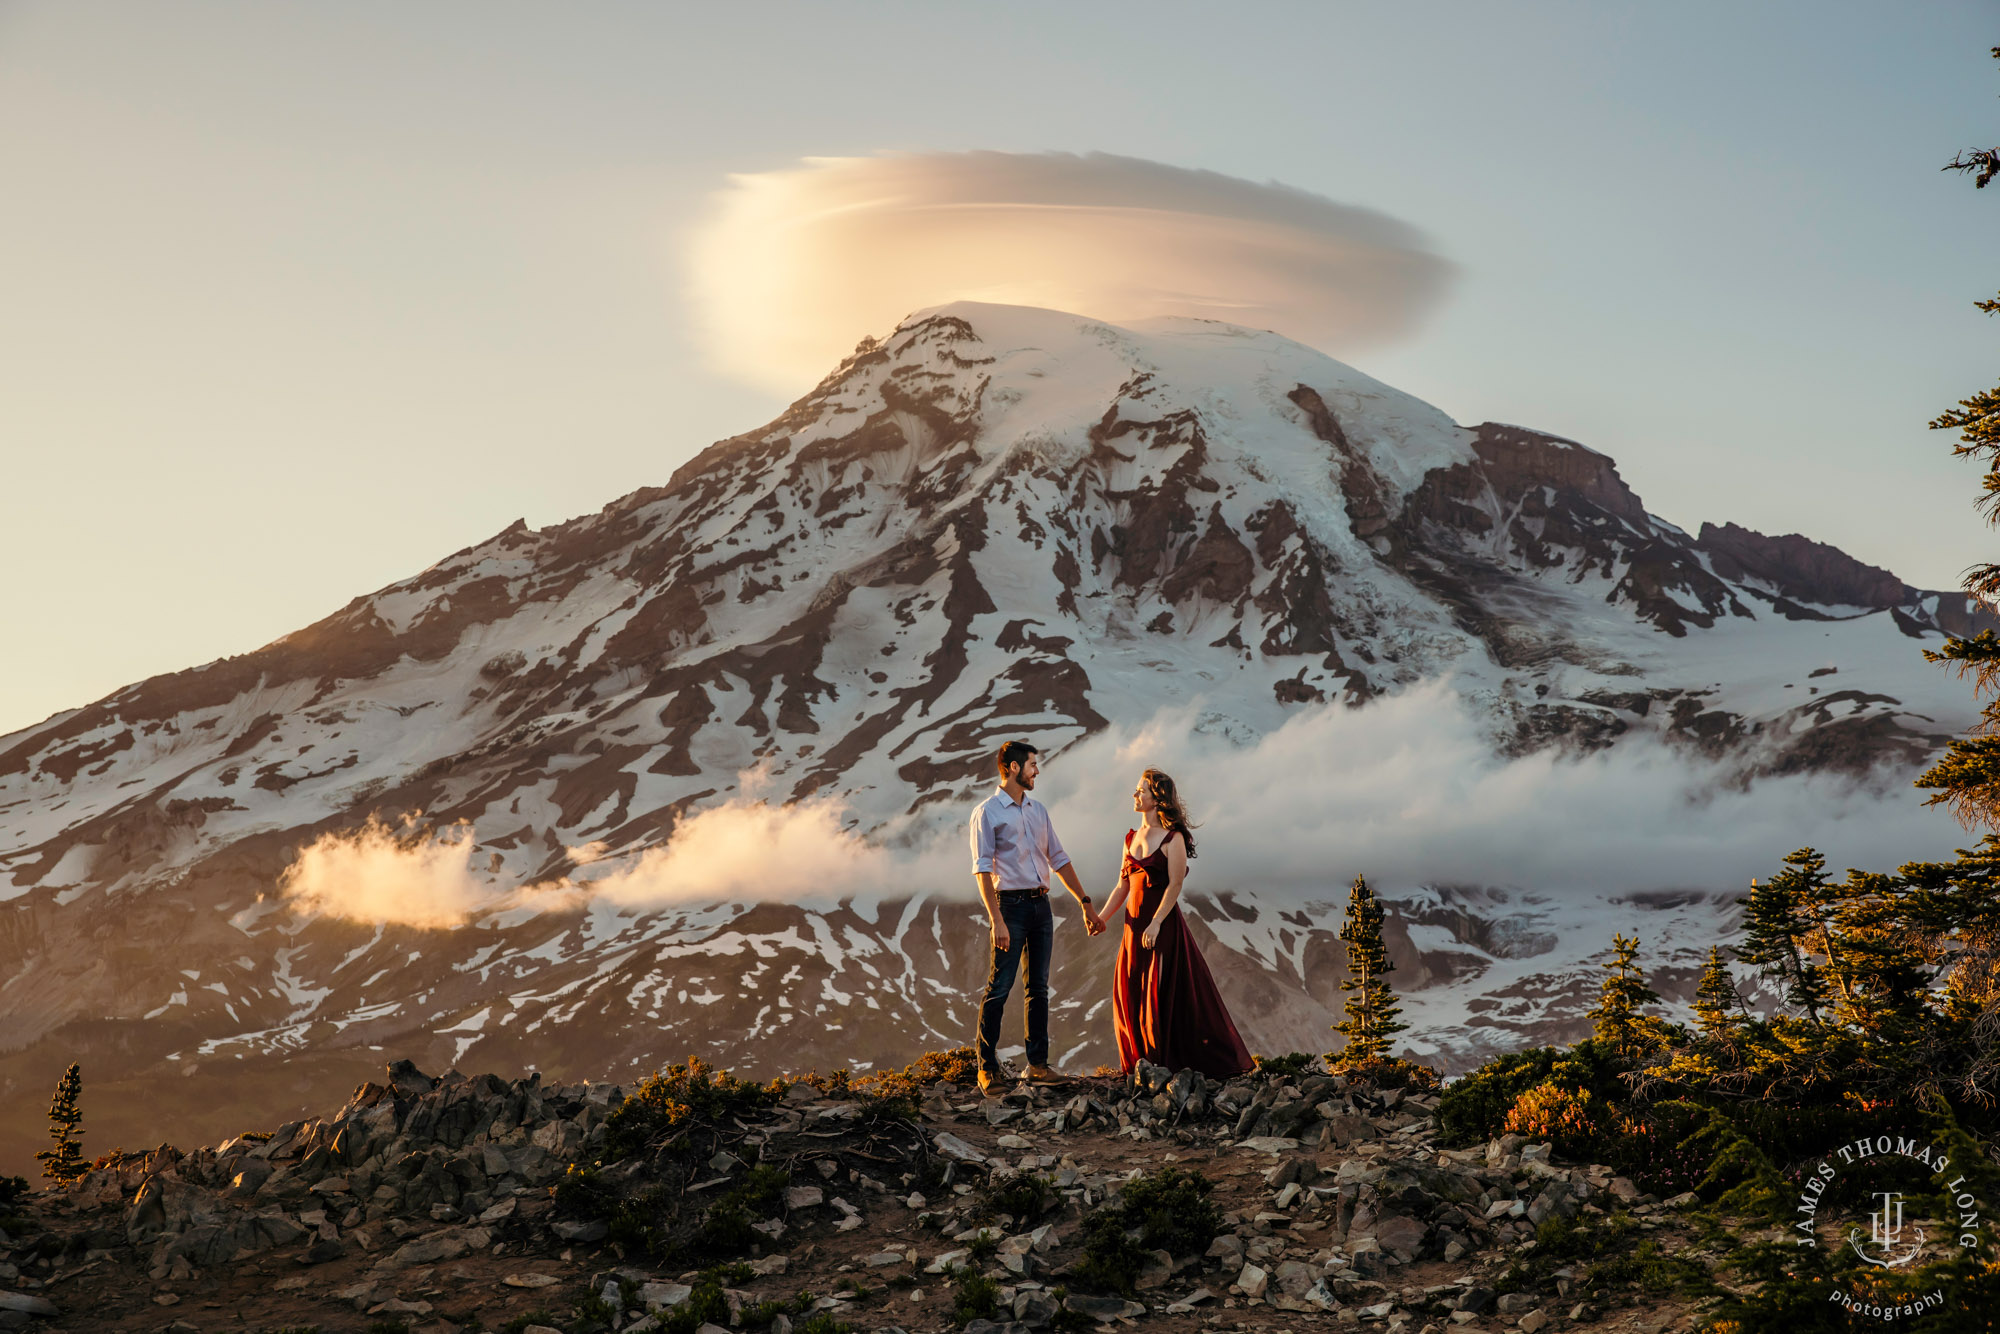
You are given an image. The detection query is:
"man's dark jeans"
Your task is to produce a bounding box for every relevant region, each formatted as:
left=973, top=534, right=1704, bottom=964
left=977, top=892, right=1054, bottom=1076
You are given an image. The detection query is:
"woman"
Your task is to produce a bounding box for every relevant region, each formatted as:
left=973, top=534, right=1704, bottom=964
left=1105, top=768, right=1254, bottom=1079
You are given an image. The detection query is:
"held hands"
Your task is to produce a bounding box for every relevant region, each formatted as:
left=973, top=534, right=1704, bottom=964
left=1083, top=907, right=1106, bottom=937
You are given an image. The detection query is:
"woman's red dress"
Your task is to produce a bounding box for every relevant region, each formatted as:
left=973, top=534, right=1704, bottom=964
left=1112, top=828, right=1255, bottom=1079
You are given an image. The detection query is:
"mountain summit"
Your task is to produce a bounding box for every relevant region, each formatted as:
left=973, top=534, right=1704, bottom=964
left=0, top=303, right=1979, bottom=1167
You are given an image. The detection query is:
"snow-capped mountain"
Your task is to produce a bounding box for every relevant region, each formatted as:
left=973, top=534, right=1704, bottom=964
left=0, top=303, right=1980, bottom=1171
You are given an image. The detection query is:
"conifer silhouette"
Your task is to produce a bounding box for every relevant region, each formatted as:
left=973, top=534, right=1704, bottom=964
left=1691, top=945, right=1744, bottom=1044
left=1924, top=47, right=2000, bottom=827
left=1737, top=867, right=1830, bottom=1023
left=1332, top=873, right=1407, bottom=1063
left=1590, top=932, right=1663, bottom=1056
left=35, top=1063, right=85, bottom=1184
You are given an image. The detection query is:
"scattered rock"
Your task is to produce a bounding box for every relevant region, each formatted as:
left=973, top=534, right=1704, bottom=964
left=640, top=1280, right=693, bottom=1309
left=1236, top=1137, right=1301, bottom=1154
left=1063, top=1293, right=1144, bottom=1320
left=933, top=1133, right=988, bottom=1163
left=1015, top=1289, right=1060, bottom=1325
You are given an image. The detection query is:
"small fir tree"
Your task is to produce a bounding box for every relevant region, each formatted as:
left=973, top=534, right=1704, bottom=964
left=1774, top=848, right=1854, bottom=1008
left=1332, top=874, right=1407, bottom=1064
left=1737, top=868, right=1830, bottom=1023
left=1590, top=932, right=1663, bottom=1057
left=35, top=1063, right=85, bottom=1184
left=1692, top=945, right=1744, bottom=1044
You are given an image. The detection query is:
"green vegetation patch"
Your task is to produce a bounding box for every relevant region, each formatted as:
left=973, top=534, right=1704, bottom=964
left=1073, top=1166, right=1222, bottom=1295
left=604, top=1057, right=787, bottom=1161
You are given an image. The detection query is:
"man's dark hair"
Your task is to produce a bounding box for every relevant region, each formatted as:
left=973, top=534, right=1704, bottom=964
left=997, top=740, right=1038, bottom=777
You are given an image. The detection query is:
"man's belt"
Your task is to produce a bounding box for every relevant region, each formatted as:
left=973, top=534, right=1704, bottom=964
left=998, top=886, right=1048, bottom=898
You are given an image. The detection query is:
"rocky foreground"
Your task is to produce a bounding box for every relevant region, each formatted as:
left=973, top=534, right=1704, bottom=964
left=0, top=1058, right=1713, bottom=1334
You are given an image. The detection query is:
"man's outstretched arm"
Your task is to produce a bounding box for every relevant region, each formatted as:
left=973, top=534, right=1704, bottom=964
left=1052, top=861, right=1105, bottom=935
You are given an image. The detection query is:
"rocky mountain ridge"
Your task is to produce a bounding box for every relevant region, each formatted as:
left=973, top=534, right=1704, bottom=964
left=0, top=1054, right=1719, bottom=1333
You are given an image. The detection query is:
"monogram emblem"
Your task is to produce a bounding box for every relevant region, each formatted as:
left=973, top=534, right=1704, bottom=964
left=1849, top=1190, right=1925, bottom=1268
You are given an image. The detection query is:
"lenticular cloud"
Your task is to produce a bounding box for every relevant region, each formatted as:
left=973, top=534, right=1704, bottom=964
left=687, top=151, right=1454, bottom=394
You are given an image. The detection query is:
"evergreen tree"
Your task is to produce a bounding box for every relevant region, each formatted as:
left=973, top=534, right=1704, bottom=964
left=1692, top=945, right=1744, bottom=1044
left=35, top=1063, right=85, bottom=1184
left=1828, top=870, right=1935, bottom=1045
left=1737, top=865, right=1830, bottom=1023
left=1590, top=932, right=1664, bottom=1056
left=1774, top=848, right=1854, bottom=1008
left=1332, top=873, right=1407, bottom=1063
left=1921, top=47, right=2000, bottom=828
left=1904, top=835, right=2000, bottom=1021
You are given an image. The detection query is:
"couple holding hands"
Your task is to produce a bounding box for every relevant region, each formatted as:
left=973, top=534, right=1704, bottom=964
left=968, top=739, right=1254, bottom=1096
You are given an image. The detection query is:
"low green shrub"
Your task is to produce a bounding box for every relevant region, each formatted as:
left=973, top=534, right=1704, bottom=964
left=789, top=1316, right=854, bottom=1334
left=552, top=1163, right=616, bottom=1219
left=605, top=1057, right=786, bottom=1160
left=691, top=1164, right=790, bottom=1259
left=863, top=1046, right=981, bottom=1103
left=983, top=1171, right=1057, bottom=1222
left=1074, top=1166, right=1222, bottom=1294
left=1496, top=1212, right=1713, bottom=1300
left=1329, top=1053, right=1442, bottom=1092
left=1251, top=1052, right=1319, bottom=1080
left=950, top=1266, right=1003, bottom=1326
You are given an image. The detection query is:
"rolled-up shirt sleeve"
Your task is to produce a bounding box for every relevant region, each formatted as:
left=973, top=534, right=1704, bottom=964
left=971, top=803, right=997, bottom=875
left=1042, top=806, right=1071, bottom=874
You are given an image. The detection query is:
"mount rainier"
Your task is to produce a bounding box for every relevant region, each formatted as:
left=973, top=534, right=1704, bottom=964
left=0, top=302, right=1981, bottom=1171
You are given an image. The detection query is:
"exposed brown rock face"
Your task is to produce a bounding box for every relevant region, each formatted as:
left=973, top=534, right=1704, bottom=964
left=1695, top=521, right=1911, bottom=610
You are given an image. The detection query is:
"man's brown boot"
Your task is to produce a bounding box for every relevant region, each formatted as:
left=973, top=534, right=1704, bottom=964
left=978, top=1069, right=1005, bottom=1096
left=1025, top=1065, right=1064, bottom=1086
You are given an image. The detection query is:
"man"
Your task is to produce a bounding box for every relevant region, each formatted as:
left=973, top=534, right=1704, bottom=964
left=970, top=740, right=1105, bottom=1095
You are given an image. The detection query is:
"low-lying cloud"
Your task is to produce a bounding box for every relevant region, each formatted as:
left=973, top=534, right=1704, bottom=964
left=277, top=682, right=1969, bottom=929
left=687, top=150, right=1454, bottom=394
left=579, top=795, right=953, bottom=911
left=279, top=815, right=498, bottom=929
left=1032, top=683, right=1965, bottom=898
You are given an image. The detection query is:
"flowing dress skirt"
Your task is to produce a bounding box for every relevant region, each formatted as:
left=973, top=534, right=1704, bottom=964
left=1111, top=831, right=1255, bottom=1079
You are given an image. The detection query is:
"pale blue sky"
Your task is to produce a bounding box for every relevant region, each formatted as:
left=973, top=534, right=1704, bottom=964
left=2, top=1, right=1997, bottom=736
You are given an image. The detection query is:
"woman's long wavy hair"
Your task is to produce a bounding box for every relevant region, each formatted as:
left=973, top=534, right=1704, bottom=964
left=1141, top=768, right=1198, bottom=860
